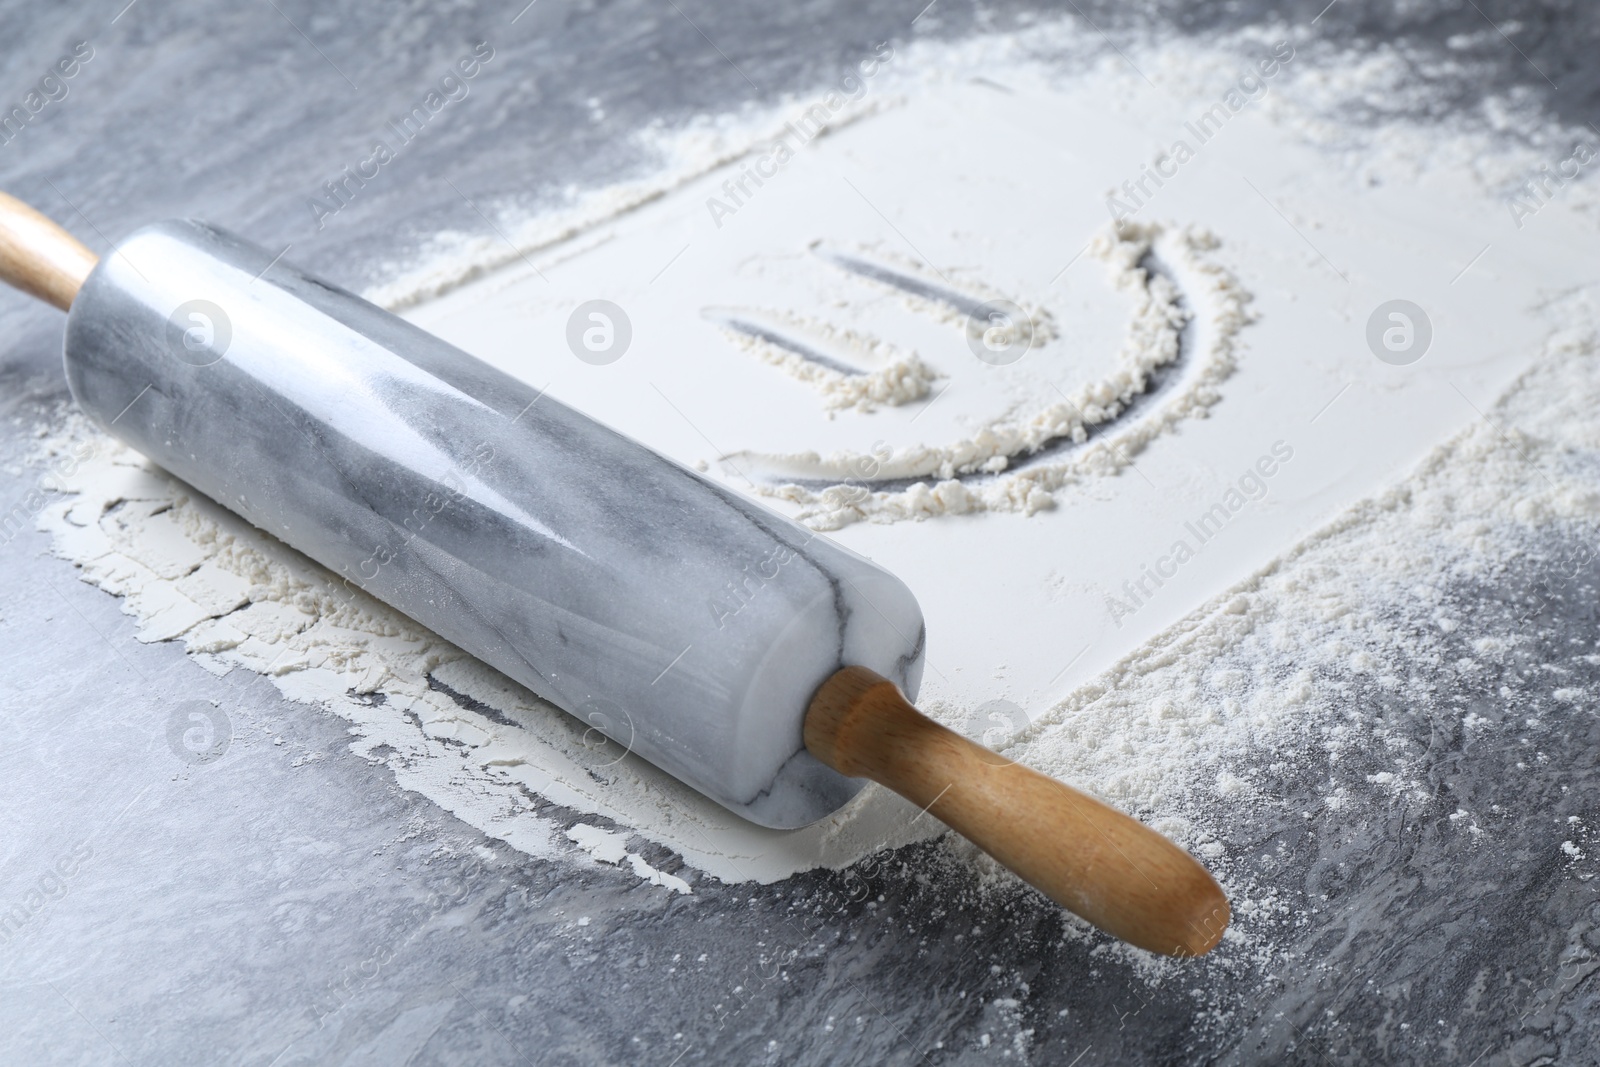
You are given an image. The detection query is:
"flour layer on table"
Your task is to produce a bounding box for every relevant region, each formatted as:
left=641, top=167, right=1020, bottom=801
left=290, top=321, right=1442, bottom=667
left=27, top=17, right=1600, bottom=916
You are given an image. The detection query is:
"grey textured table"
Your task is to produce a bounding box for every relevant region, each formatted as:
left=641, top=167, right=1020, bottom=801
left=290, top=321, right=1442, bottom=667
left=3, top=2, right=1599, bottom=1064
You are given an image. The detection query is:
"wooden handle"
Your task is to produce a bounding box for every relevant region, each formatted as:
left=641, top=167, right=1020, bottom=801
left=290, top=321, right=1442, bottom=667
left=806, top=666, right=1230, bottom=957
left=0, top=190, right=99, bottom=311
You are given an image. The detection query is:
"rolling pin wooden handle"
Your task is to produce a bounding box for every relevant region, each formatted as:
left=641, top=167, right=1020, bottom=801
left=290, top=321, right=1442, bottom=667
left=0, top=190, right=99, bottom=312
left=805, top=666, right=1230, bottom=957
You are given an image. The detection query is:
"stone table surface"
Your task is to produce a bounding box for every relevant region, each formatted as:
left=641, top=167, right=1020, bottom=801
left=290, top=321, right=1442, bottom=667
left=2, top=2, right=1599, bottom=1064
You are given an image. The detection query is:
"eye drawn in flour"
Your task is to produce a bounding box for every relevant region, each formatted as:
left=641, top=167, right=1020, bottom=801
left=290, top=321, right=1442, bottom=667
left=701, top=305, right=942, bottom=413
left=709, top=221, right=1251, bottom=529
left=815, top=243, right=1059, bottom=353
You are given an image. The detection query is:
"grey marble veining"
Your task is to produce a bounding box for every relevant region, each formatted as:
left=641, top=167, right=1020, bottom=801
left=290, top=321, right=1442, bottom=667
left=4, top=1, right=1600, bottom=1064
left=64, top=220, right=925, bottom=827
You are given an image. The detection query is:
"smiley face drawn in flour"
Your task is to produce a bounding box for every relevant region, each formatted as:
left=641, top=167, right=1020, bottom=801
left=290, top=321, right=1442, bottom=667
left=706, top=220, right=1250, bottom=529
left=390, top=84, right=1256, bottom=532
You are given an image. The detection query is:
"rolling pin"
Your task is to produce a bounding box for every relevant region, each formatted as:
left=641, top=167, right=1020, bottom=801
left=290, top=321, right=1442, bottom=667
left=0, top=190, right=1228, bottom=956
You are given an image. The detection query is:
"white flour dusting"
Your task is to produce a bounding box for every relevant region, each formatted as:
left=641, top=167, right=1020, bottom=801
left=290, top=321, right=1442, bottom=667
left=23, top=18, right=1600, bottom=937
left=32, top=428, right=943, bottom=889
left=29, top=300, right=1600, bottom=954
left=363, top=94, right=897, bottom=312
left=739, top=221, right=1246, bottom=528
left=942, top=308, right=1600, bottom=957
left=567, top=824, right=693, bottom=895
left=815, top=242, right=1063, bottom=348
left=705, top=305, right=942, bottom=413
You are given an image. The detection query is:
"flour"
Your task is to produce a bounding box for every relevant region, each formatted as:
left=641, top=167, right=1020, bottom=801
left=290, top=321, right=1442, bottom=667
left=33, top=424, right=943, bottom=890
left=23, top=18, right=1600, bottom=939
left=813, top=243, right=1062, bottom=348
left=362, top=94, right=897, bottom=312
left=950, top=311, right=1597, bottom=970
left=567, top=824, right=693, bottom=895
left=705, top=305, right=942, bottom=413
left=739, top=220, right=1246, bottom=528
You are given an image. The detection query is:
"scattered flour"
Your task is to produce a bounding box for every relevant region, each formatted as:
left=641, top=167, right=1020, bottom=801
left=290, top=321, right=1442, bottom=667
left=21, top=19, right=1600, bottom=939
left=705, top=306, right=943, bottom=414
left=32, top=425, right=942, bottom=890
left=814, top=242, right=1063, bottom=349
left=566, top=824, right=693, bottom=895
left=362, top=92, right=897, bottom=312
left=944, top=310, right=1600, bottom=929
left=737, top=220, right=1247, bottom=528
left=31, top=263, right=1600, bottom=941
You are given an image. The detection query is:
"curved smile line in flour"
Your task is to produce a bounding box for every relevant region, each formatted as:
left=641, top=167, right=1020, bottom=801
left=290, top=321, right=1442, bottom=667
left=708, top=221, right=1251, bottom=529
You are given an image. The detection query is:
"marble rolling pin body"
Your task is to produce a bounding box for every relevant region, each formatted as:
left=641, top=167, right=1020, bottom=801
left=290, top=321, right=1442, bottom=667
left=3, top=192, right=1230, bottom=957
left=63, top=220, right=925, bottom=828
